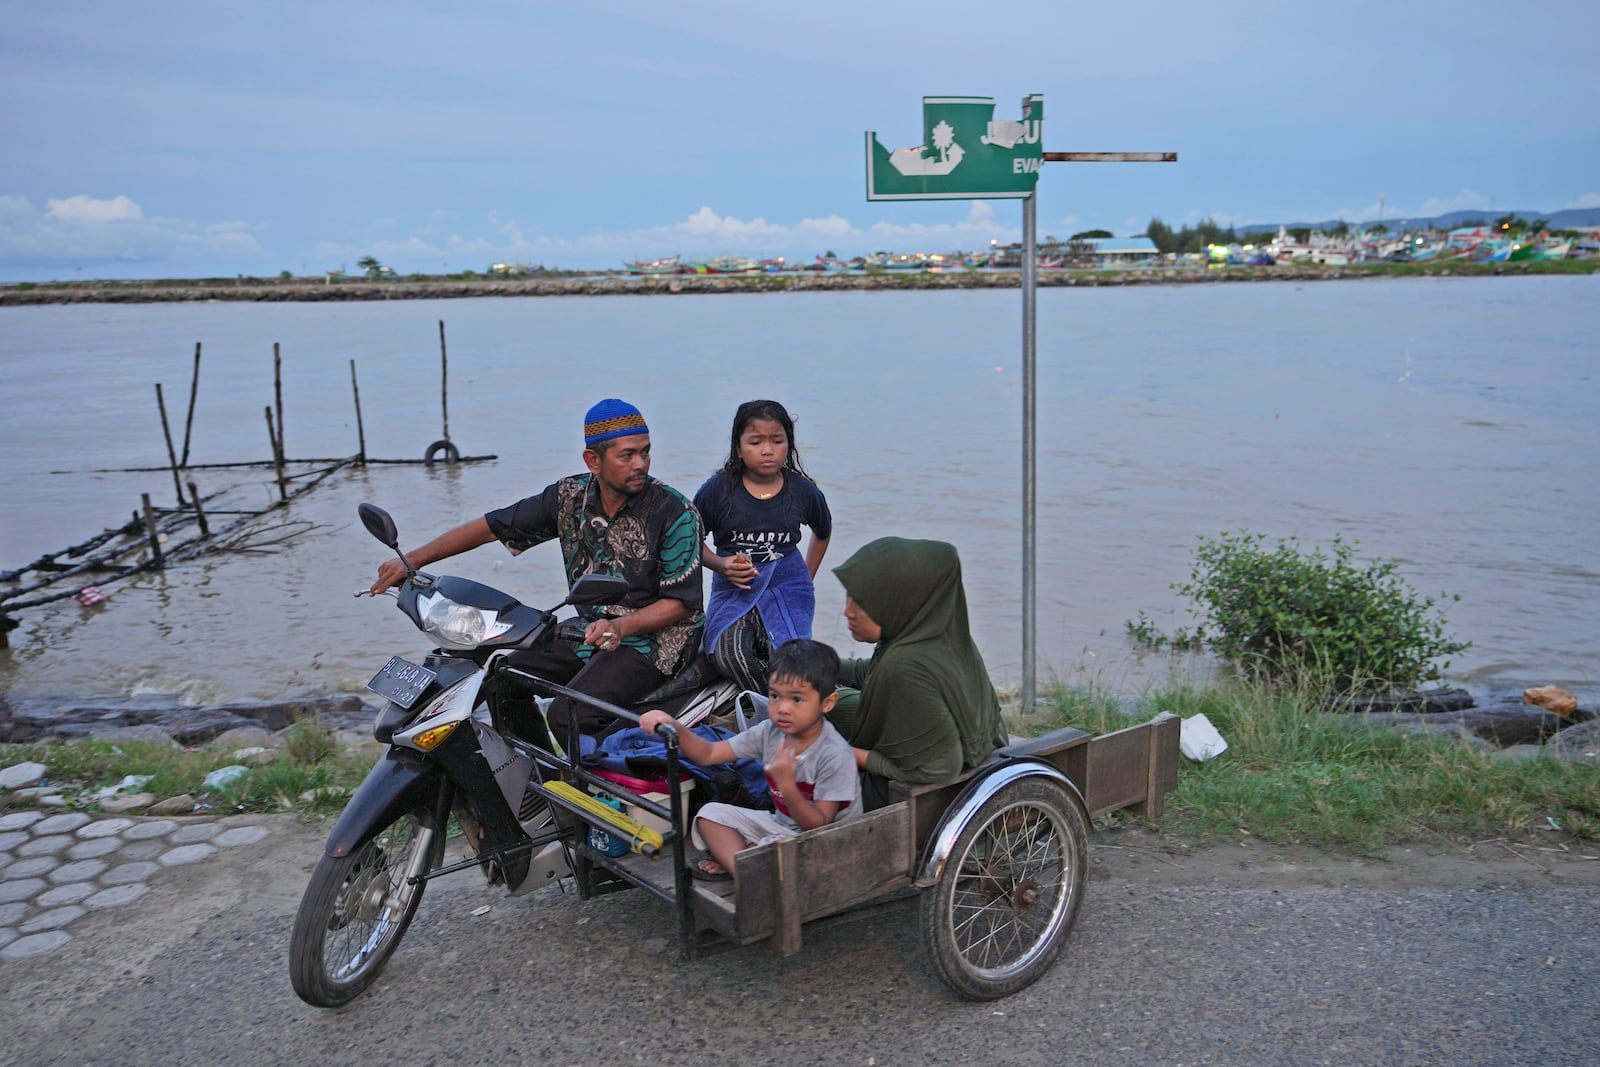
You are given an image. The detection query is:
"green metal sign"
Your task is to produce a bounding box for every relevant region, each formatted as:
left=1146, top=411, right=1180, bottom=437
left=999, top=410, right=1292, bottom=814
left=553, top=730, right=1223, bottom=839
left=865, top=94, right=1043, bottom=200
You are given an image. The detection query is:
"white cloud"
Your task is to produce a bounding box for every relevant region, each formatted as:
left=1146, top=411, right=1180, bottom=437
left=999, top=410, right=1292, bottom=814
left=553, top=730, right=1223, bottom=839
left=316, top=202, right=1026, bottom=271
left=0, top=194, right=263, bottom=275
left=1565, top=192, right=1600, bottom=209
left=47, top=194, right=143, bottom=223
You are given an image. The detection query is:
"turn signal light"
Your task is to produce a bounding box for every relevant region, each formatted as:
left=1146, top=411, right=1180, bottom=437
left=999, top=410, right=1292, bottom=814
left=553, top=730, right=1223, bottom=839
left=411, top=722, right=459, bottom=751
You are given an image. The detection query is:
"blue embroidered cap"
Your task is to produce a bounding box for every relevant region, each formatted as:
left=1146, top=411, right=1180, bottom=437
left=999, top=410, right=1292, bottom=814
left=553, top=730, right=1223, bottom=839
left=584, top=398, right=649, bottom=446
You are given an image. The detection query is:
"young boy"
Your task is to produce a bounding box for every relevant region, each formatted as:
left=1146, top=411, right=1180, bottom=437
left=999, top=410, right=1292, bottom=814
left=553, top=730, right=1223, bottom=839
left=639, top=638, right=860, bottom=881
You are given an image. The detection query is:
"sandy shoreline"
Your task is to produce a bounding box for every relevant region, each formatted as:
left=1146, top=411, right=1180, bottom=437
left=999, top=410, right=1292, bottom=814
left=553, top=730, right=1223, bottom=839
left=2, top=259, right=1590, bottom=305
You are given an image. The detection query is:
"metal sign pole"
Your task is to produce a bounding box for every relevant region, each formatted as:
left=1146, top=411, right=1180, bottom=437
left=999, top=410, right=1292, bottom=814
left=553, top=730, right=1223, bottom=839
left=866, top=96, right=1172, bottom=716
left=1021, top=185, right=1038, bottom=712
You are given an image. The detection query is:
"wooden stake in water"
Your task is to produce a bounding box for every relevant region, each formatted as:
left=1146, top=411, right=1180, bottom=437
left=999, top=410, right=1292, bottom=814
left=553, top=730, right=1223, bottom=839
left=350, top=359, right=367, bottom=464
left=154, top=383, right=187, bottom=509
left=180, top=341, right=201, bottom=467
left=438, top=319, right=450, bottom=445
left=273, top=342, right=285, bottom=460
left=141, top=493, right=163, bottom=563
left=187, top=481, right=210, bottom=538
left=265, top=406, right=287, bottom=503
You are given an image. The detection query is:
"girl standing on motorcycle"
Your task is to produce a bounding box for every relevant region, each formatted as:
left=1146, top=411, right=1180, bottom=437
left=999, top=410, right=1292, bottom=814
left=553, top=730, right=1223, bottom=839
left=692, top=399, right=831, bottom=693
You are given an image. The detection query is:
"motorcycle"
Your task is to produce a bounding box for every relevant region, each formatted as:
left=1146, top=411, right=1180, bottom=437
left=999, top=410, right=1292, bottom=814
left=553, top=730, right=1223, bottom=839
left=288, top=503, right=739, bottom=1008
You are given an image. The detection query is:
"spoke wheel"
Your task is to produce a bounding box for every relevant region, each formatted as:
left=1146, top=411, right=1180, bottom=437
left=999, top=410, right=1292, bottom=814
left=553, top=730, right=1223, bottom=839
left=289, top=807, right=443, bottom=1007
left=921, top=776, right=1089, bottom=1000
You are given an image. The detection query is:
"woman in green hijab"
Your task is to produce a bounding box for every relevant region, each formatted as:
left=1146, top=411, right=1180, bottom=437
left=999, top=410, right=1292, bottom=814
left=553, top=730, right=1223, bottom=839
left=829, top=537, right=1009, bottom=810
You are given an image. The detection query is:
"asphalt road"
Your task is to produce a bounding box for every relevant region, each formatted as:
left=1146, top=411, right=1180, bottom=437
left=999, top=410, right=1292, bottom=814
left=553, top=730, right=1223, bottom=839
left=4, top=817, right=1597, bottom=1067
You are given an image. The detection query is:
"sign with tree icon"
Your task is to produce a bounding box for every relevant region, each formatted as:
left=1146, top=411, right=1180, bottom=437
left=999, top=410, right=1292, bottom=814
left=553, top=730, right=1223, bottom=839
left=865, top=95, right=1043, bottom=200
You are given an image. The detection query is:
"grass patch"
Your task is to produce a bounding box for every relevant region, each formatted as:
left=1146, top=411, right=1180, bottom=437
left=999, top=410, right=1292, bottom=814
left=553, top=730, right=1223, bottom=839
left=0, top=726, right=376, bottom=817
left=1031, top=679, right=1600, bottom=855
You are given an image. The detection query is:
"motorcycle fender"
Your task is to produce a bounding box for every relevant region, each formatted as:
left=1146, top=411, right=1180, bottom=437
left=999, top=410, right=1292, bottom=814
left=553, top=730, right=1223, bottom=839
left=913, top=757, right=1086, bottom=888
left=323, top=747, right=444, bottom=859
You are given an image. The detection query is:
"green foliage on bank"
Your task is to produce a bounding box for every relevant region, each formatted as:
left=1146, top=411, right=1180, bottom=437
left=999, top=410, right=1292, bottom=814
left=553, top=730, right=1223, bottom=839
left=8, top=692, right=1596, bottom=857
left=1029, top=681, right=1600, bottom=852
left=0, top=721, right=375, bottom=818
left=1129, top=531, right=1469, bottom=695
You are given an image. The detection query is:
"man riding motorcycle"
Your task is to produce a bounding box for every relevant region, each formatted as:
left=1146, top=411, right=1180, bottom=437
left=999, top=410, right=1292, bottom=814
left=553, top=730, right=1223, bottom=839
left=370, top=398, right=705, bottom=742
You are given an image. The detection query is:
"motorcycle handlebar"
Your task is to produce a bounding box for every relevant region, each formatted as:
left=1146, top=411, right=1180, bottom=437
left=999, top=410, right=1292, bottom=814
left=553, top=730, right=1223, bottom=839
left=508, top=674, right=681, bottom=750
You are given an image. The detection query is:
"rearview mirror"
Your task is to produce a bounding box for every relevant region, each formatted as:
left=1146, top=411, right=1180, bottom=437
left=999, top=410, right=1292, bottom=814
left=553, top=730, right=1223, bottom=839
left=358, top=503, right=400, bottom=549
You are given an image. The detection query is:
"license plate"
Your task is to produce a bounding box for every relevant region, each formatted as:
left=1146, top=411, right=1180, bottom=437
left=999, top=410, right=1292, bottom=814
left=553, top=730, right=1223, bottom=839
left=366, top=656, right=437, bottom=709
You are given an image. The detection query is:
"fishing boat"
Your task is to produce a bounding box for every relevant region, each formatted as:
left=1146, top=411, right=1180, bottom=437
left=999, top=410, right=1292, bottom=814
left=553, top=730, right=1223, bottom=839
left=1469, top=238, right=1513, bottom=263
left=623, top=255, right=684, bottom=275
left=1509, top=235, right=1572, bottom=262
left=1444, top=226, right=1490, bottom=255
left=1537, top=238, right=1573, bottom=260
left=701, top=255, right=762, bottom=275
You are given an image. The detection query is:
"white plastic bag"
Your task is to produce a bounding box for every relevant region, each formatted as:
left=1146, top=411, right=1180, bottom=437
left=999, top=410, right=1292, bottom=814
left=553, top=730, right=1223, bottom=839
left=735, top=691, right=768, bottom=732
left=1179, top=713, right=1229, bottom=761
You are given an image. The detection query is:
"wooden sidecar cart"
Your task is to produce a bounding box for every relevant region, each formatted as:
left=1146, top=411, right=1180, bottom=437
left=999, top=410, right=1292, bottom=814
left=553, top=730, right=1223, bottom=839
left=526, top=691, right=1179, bottom=1001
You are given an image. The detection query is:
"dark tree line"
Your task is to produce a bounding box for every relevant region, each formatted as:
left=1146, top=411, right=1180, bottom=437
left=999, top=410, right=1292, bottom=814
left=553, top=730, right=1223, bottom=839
left=1145, top=217, right=1243, bottom=254
left=1144, top=213, right=1564, bottom=255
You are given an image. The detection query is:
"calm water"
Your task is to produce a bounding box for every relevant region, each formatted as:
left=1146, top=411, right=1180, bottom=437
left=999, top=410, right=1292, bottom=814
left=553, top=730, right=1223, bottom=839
left=2, top=276, right=1597, bottom=708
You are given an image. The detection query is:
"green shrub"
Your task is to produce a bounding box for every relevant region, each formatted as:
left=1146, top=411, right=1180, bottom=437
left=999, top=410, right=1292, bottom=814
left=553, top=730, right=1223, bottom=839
left=1036, top=678, right=1597, bottom=851
left=1134, top=531, right=1469, bottom=695
left=284, top=720, right=336, bottom=765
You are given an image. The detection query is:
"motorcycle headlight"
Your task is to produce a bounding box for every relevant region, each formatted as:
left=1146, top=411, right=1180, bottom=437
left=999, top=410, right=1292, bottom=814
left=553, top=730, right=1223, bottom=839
left=417, top=591, right=513, bottom=649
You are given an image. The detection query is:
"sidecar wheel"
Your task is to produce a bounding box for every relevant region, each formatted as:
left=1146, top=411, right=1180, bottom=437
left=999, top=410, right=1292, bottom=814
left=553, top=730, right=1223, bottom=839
left=289, top=806, right=443, bottom=1007
left=921, top=776, right=1088, bottom=1000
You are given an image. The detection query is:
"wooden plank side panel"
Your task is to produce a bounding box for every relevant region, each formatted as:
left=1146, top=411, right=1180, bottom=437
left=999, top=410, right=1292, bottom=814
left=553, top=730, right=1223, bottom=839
left=794, top=806, right=914, bottom=921
left=905, top=781, right=966, bottom=850
left=771, top=838, right=802, bottom=955
left=729, top=804, right=915, bottom=945
left=1140, top=713, right=1181, bottom=818
left=1082, top=724, right=1154, bottom=817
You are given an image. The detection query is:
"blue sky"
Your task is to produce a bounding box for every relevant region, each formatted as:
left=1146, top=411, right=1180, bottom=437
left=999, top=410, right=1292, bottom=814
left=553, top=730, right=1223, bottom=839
left=2, top=1, right=1596, bottom=280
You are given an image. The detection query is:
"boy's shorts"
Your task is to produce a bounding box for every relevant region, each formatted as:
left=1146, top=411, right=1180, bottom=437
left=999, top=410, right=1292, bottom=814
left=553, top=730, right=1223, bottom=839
left=691, top=801, right=795, bottom=851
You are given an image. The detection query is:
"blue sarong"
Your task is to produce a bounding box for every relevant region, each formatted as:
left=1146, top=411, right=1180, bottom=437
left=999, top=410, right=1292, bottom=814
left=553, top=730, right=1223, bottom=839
left=702, top=547, right=814, bottom=656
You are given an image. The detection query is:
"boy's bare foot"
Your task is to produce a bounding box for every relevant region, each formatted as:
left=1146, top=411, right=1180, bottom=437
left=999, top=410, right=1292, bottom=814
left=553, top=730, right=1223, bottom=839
left=690, top=854, right=731, bottom=881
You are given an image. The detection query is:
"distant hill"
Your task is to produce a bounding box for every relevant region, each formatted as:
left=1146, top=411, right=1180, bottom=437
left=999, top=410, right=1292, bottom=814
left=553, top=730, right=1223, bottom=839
left=1239, top=207, right=1600, bottom=235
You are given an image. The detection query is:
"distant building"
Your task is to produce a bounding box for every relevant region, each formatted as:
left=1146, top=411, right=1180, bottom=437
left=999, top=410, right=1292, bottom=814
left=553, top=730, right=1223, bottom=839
left=1080, top=236, right=1159, bottom=266
left=989, top=235, right=1158, bottom=268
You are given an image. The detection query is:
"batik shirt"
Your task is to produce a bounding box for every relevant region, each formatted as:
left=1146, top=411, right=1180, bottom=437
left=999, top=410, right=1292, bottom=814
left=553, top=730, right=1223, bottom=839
left=484, top=474, right=704, bottom=675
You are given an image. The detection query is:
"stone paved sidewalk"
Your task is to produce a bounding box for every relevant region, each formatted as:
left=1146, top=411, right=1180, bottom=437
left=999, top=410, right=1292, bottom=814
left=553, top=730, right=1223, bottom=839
left=0, top=809, right=272, bottom=961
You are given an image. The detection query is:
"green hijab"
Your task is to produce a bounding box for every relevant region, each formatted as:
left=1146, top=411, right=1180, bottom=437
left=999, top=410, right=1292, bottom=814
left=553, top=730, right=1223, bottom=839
left=833, top=537, right=1006, bottom=779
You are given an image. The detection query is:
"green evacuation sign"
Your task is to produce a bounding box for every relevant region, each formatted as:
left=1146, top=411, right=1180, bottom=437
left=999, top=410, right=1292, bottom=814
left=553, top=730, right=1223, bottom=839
left=866, top=94, right=1043, bottom=200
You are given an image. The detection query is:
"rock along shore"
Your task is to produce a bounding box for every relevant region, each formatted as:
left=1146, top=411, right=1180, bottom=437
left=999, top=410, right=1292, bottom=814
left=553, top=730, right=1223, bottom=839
left=2, top=260, right=1591, bottom=306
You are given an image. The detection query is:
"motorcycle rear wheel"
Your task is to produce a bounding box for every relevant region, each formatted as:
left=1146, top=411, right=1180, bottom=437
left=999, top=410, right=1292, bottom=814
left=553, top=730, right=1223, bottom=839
left=289, top=806, right=444, bottom=1007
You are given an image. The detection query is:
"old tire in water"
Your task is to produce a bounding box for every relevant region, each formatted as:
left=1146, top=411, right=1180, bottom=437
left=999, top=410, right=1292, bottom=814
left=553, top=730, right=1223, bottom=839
left=289, top=806, right=444, bottom=1007
left=921, top=775, right=1089, bottom=1000
left=424, top=439, right=460, bottom=465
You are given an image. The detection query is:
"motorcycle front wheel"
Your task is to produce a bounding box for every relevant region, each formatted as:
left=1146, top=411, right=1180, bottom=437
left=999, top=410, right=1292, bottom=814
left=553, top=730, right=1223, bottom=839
left=289, top=806, right=444, bottom=1007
